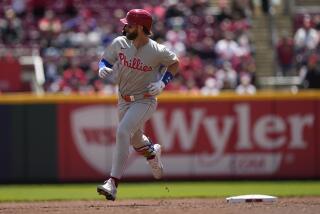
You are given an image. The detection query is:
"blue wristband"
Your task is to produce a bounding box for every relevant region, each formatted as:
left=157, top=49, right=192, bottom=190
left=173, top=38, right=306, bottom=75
left=99, top=58, right=113, bottom=69
left=161, top=71, right=174, bottom=85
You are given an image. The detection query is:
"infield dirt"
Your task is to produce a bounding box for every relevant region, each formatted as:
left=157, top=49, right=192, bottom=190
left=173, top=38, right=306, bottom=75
left=0, top=197, right=319, bottom=214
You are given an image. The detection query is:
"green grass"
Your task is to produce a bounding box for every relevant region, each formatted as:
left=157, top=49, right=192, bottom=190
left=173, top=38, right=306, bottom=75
left=1, top=181, right=320, bottom=202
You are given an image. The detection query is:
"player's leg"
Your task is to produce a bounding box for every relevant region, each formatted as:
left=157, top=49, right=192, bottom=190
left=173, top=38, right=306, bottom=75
left=111, top=100, right=157, bottom=178
left=131, top=128, right=164, bottom=179
left=131, top=131, right=155, bottom=158
left=98, top=100, right=157, bottom=200
left=97, top=102, right=129, bottom=200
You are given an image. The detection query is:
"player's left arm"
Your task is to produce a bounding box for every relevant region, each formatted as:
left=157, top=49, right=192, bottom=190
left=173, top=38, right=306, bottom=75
left=148, top=47, right=179, bottom=95
left=167, top=60, right=179, bottom=75
left=161, top=59, right=179, bottom=85
left=159, top=45, right=179, bottom=85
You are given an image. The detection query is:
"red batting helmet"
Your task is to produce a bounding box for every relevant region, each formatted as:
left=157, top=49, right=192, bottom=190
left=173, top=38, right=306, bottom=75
left=120, top=9, right=153, bottom=33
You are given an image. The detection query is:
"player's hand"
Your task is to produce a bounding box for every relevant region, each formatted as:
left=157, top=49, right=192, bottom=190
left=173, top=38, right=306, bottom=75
left=99, top=67, right=113, bottom=79
left=148, top=80, right=165, bottom=96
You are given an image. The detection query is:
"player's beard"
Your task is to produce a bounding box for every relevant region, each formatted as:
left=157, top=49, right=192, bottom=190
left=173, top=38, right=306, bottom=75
left=126, top=30, right=138, bottom=40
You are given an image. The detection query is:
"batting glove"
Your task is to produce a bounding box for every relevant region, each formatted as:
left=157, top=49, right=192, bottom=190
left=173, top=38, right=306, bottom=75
left=148, top=80, right=165, bottom=96
left=99, top=67, right=113, bottom=79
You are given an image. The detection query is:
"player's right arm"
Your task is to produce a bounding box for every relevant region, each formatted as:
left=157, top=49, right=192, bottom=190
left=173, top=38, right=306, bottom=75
left=98, top=59, right=113, bottom=78
left=98, top=37, right=121, bottom=79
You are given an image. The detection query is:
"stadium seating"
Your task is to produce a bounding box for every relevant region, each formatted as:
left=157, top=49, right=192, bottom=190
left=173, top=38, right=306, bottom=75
left=0, top=0, right=255, bottom=93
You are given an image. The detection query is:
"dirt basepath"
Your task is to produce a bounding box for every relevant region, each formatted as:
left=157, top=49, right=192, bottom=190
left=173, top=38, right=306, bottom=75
left=1, top=197, right=320, bottom=214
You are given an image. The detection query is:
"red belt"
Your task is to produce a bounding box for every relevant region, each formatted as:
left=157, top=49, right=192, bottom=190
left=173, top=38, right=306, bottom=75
left=121, top=93, right=152, bottom=102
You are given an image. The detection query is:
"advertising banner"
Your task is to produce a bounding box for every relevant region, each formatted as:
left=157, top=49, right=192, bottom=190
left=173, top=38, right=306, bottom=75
left=58, top=104, right=117, bottom=181
left=0, top=59, right=21, bottom=92
left=274, top=100, right=316, bottom=178
left=58, top=99, right=318, bottom=181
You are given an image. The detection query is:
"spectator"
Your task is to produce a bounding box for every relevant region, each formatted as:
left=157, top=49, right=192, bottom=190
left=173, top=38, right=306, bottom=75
left=235, top=74, right=256, bottom=94
left=276, top=31, right=294, bottom=76
left=143, top=3, right=166, bottom=21
left=58, top=0, right=77, bottom=18
left=216, top=61, right=237, bottom=89
left=63, top=8, right=97, bottom=32
left=216, top=2, right=233, bottom=23
left=261, top=0, right=270, bottom=15
left=178, top=53, right=203, bottom=88
left=237, top=54, right=256, bottom=84
left=185, top=79, right=200, bottom=94
left=165, top=1, right=186, bottom=20
left=237, top=32, right=252, bottom=57
left=38, top=10, right=62, bottom=34
left=0, top=9, right=23, bottom=44
left=301, top=54, right=320, bottom=89
left=58, top=59, right=88, bottom=93
left=164, top=27, right=187, bottom=57
left=43, top=47, right=61, bottom=90
left=29, top=0, right=47, bottom=18
left=215, top=31, right=241, bottom=62
left=313, top=14, right=320, bottom=31
left=12, top=0, right=27, bottom=17
left=294, top=15, right=319, bottom=51
left=38, top=10, right=62, bottom=47
left=189, top=36, right=216, bottom=60
left=151, top=21, right=166, bottom=42
left=201, top=77, right=220, bottom=95
left=231, top=0, right=254, bottom=20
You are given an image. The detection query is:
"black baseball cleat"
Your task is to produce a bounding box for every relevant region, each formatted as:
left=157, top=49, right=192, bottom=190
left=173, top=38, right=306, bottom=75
left=97, top=179, right=117, bottom=201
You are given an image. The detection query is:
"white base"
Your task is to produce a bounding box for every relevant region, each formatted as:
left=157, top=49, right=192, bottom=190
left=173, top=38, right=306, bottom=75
left=226, top=194, right=277, bottom=203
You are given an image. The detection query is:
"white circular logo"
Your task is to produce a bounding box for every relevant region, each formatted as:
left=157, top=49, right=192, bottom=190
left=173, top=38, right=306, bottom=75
left=71, top=105, right=118, bottom=175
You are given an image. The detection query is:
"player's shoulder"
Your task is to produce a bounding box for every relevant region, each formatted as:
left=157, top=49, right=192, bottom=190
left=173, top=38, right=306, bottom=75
left=108, top=36, right=131, bottom=49
left=148, top=39, right=169, bottom=51
left=111, top=36, right=128, bottom=44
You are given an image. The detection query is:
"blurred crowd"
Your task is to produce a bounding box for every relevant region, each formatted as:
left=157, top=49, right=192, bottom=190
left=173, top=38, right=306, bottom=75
left=0, top=0, right=257, bottom=94
left=276, top=13, right=320, bottom=89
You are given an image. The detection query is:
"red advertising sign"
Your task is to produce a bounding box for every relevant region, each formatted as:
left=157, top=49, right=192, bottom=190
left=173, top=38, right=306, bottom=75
left=0, top=59, right=21, bottom=92
left=57, top=99, right=319, bottom=181
left=274, top=100, right=316, bottom=178
left=58, top=104, right=117, bottom=181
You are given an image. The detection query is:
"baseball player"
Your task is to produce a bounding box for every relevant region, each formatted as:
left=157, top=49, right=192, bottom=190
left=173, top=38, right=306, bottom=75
left=97, top=9, right=179, bottom=201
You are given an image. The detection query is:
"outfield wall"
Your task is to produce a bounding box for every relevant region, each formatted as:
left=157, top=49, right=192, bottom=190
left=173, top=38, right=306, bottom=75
left=0, top=91, right=319, bottom=182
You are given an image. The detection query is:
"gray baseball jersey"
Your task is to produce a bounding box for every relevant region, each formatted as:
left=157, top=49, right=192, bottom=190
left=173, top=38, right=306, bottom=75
left=103, top=36, right=177, bottom=96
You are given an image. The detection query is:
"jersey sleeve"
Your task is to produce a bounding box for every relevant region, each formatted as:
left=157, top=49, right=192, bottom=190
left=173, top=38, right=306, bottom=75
left=102, top=37, right=120, bottom=65
left=158, top=45, right=178, bottom=67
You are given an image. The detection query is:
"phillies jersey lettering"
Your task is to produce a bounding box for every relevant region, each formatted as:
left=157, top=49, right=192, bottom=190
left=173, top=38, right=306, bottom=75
left=103, top=36, right=177, bottom=96
left=118, top=53, right=152, bottom=72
